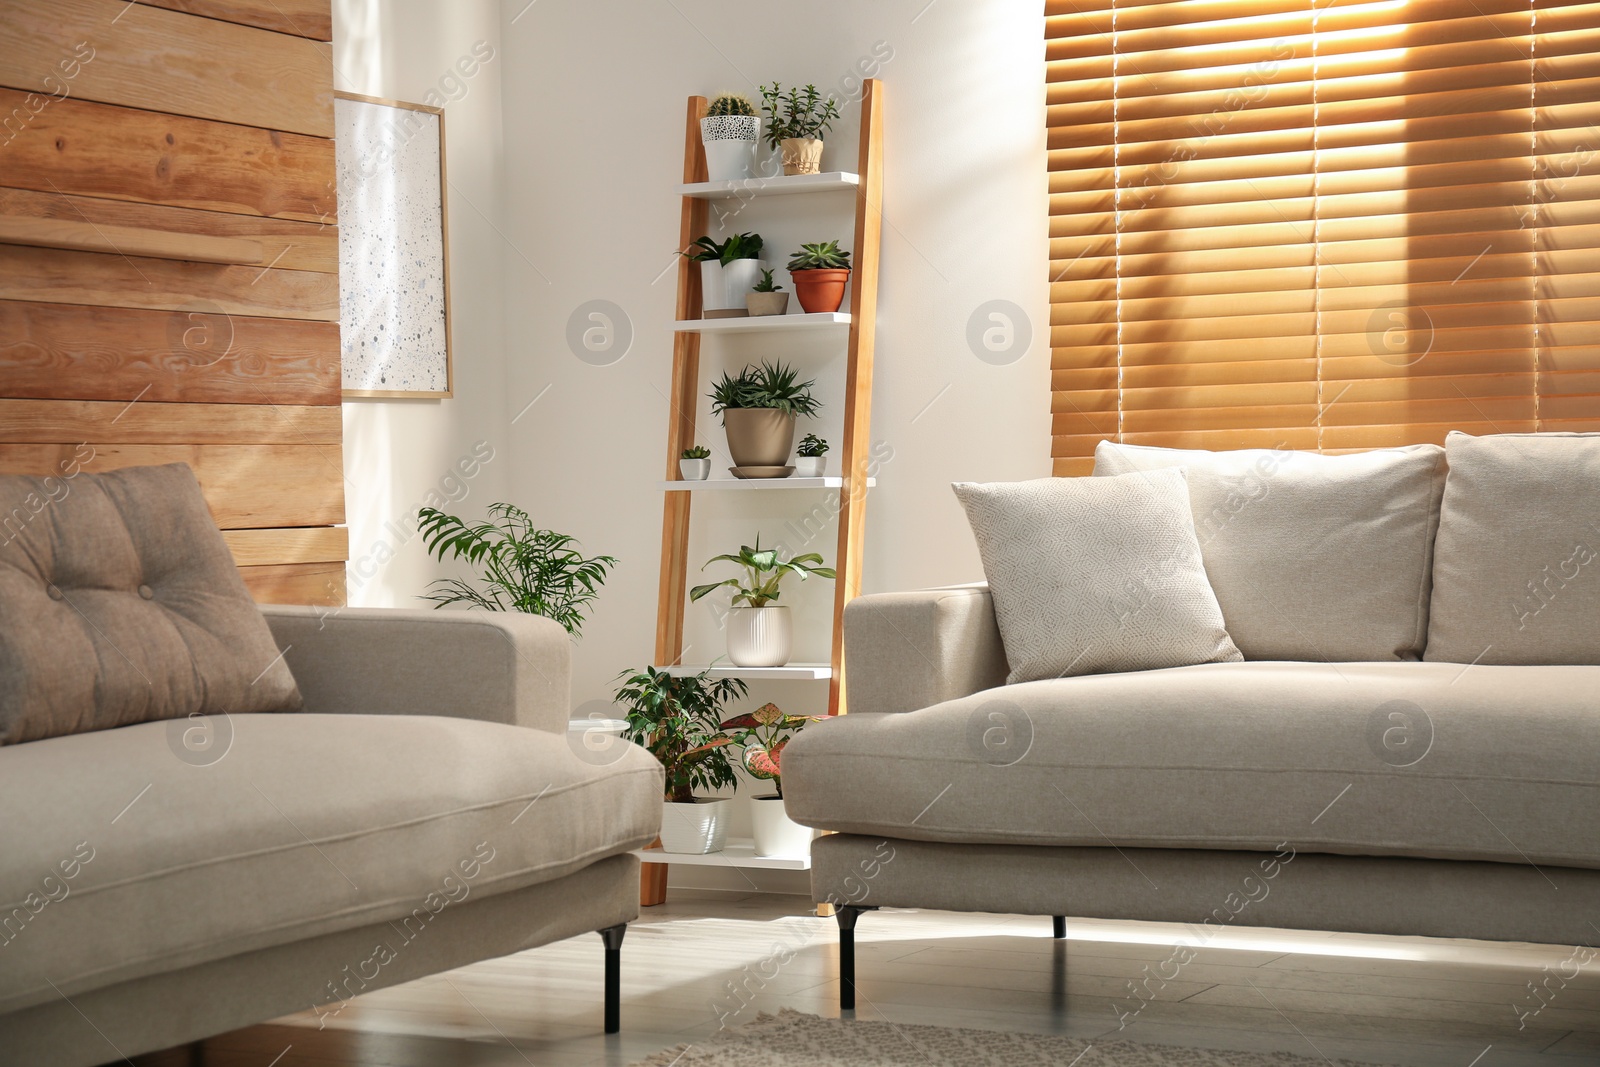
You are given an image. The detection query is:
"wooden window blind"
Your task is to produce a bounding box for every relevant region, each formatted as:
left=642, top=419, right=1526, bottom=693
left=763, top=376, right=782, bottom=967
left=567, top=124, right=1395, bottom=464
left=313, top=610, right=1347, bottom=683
left=1046, top=0, right=1600, bottom=475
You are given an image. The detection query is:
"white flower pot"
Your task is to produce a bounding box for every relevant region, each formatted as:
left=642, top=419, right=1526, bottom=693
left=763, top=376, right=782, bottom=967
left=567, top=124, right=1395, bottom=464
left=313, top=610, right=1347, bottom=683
left=750, top=795, right=816, bottom=859
left=726, top=605, right=791, bottom=667
left=721, top=258, right=765, bottom=307
left=794, top=456, right=826, bottom=478
left=700, top=260, right=737, bottom=314
left=659, top=797, right=731, bottom=854
left=679, top=457, right=711, bottom=480
left=701, top=115, right=761, bottom=182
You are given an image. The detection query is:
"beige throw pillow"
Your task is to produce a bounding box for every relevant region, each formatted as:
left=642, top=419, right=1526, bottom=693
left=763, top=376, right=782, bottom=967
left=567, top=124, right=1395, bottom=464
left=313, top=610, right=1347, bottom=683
left=952, top=470, right=1241, bottom=684
left=1093, top=441, right=1447, bottom=661
left=0, top=464, right=303, bottom=745
left=1426, top=431, right=1600, bottom=665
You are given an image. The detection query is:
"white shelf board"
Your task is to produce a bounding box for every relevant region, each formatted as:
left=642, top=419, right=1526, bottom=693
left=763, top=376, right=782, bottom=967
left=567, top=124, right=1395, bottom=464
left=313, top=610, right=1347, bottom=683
left=636, top=837, right=812, bottom=870
left=655, top=663, right=832, bottom=680
left=659, top=476, right=875, bottom=491
left=674, top=312, right=849, bottom=333
left=678, top=172, right=860, bottom=199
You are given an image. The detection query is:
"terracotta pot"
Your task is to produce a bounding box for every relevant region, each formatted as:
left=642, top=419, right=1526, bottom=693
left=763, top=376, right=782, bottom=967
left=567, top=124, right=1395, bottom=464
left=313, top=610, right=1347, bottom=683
left=745, top=291, right=789, bottom=317
left=780, top=136, right=824, bottom=175
left=722, top=407, right=796, bottom=467
left=790, top=268, right=850, bottom=314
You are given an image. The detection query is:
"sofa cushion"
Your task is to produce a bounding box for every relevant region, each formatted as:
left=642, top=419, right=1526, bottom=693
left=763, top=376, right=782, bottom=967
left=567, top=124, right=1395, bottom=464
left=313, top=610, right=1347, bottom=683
left=1426, top=431, right=1600, bottom=665
left=952, top=470, right=1241, bottom=683
left=0, top=463, right=301, bottom=746
left=1092, top=442, right=1446, bottom=661
left=0, top=714, right=663, bottom=1014
left=782, top=661, right=1600, bottom=870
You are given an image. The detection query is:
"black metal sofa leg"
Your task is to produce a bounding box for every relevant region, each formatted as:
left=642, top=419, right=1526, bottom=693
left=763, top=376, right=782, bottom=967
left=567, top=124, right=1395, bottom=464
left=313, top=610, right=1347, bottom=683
left=836, top=905, right=876, bottom=1010
left=599, top=923, right=626, bottom=1033
left=1053, top=915, right=1066, bottom=939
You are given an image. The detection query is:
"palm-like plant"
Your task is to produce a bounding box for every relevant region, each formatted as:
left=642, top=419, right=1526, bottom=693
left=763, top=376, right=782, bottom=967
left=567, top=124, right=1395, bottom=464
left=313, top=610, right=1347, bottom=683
left=707, top=360, right=820, bottom=421
left=615, top=667, right=748, bottom=803
left=417, top=503, right=617, bottom=638
left=689, top=537, right=836, bottom=608
left=719, top=702, right=823, bottom=799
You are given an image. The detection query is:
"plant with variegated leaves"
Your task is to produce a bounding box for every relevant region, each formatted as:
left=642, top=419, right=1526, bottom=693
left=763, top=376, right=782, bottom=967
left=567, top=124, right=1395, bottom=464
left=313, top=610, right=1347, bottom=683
left=719, top=702, right=824, bottom=799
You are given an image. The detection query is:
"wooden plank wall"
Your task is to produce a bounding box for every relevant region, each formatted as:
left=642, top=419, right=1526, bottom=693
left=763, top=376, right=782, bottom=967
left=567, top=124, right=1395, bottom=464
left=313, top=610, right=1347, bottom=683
left=0, top=0, right=346, bottom=606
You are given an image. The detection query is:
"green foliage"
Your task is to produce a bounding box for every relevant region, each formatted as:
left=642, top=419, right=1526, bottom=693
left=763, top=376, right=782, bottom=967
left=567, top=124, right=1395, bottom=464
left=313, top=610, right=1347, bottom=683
left=752, top=268, right=783, bottom=292
left=417, top=504, right=617, bottom=638
left=797, top=433, right=829, bottom=458
left=682, top=232, right=764, bottom=265
left=787, top=240, right=852, bottom=271
left=689, top=536, right=836, bottom=608
left=615, top=666, right=748, bottom=802
left=681, top=444, right=711, bottom=459
left=719, top=702, right=824, bottom=799
left=706, top=92, right=757, bottom=118
left=758, top=82, right=841, bottom=150
left=708, top=360, right=820, bottom=420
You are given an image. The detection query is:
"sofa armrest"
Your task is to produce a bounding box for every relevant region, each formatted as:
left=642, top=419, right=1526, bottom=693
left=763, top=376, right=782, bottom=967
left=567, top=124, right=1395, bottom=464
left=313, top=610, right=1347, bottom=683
left=843, top=585, right=1009, bottom=714
left=259, top=605, right=571, bottom=733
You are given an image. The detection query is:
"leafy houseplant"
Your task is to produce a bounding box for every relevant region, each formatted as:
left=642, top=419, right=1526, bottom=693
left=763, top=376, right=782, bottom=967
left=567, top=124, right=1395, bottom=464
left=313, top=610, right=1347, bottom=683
left=759, top=82, right=841, bottom=175
left=679, top=444, right=712, bottom=481
left=615, top=667, right=749, bottom=853
left=701, top=91, right=761, bottom=181
left=787, top=240, right=853, bottom=314
left=708, top=360, right=820, bottom=473
left=720, top=702, right=824, bottom=857
left=795, top=433, right=829, bottom=478
left=746, top=267, right=789, bottom=317
left=683, top=232, right=765, bottom=317
left=416, top=503, right=616, bottom=638
left=690, top=538, right=836, bottom=667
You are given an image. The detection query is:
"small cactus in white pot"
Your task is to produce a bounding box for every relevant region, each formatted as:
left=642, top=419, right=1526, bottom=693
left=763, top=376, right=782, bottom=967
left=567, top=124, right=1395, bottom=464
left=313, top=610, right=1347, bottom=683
left=679, top=445, right=711, bottom=481
left=700, top=92, right=760, bottom=181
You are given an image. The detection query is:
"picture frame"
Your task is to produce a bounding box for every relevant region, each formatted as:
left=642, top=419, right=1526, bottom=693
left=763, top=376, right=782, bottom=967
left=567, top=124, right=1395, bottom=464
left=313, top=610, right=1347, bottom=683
left=334, top=91, right=454, bottom=399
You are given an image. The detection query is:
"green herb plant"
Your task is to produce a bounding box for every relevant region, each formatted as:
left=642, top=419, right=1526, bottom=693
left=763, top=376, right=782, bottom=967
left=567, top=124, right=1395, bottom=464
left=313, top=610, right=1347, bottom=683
left=417, top=505, right=616, bottom=637
left=758, top=83, right=841, bottom=151
left=797, top=433, right=829, bottom=458
left=681, top=444, right=711, bottom=460
left=787, top=241, right=852, bottom=271
left=752, top=268, right=784, bottom=292
left=690, top=536, right=836, bottom=608
left=615, top=667, right=748, bottom=803
left=682, top=232, right=764, bottom=265
left=708, top=360, right=820, bottom=421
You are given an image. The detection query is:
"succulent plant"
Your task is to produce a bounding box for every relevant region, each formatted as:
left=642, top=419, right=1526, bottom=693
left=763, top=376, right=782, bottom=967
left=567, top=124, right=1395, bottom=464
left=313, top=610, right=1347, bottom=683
left=719, top=702, right=824, bottom=798
left=752, top=268, right=784, bottom=293
left=708, top=360, right=820, bottom=420
left=681, top=445, right=711, bottom=459
left=758, top=82, right=841, bottom=151
left=682, top=232, right=764, bottom=265
left=797, top=433, right=829, bottom=458
left=787, top=240, right=852, bottom=271
left=706, top=92, right=757, bottom=118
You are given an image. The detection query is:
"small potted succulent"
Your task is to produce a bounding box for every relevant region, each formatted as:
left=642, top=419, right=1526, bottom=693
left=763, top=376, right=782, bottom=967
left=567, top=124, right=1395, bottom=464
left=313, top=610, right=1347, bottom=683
left=700, top=91, right=760, bottom=182
left=615, top=666, right=749, bottom=854
left=682, top=232, right=765, bottom=317
left=760, top=82, right=841, bottom=176
left=690, top=537, right=836, bottom=667
left=720, top=702, right=824, bottom=858
left=787, top=241, right=852, bottom=314
left=680, top=445, right=711, bottom=481
left=795, top=434, right=829, bottom=478
left=709, top=360, right=820, bottom=473
left=745, top=269, right=789, bottom=317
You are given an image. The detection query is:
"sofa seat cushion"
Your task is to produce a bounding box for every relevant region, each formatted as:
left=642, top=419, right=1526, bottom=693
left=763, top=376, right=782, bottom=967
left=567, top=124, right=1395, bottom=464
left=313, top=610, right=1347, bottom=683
left=783, top=661, right=1600, bottom=870
left=0, top=714, right=662, bottom=1015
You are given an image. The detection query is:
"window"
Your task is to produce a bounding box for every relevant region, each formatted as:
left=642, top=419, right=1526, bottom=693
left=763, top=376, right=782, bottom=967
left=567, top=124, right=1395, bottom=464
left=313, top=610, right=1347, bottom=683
left=1046, top=0, right=1600, bottom=474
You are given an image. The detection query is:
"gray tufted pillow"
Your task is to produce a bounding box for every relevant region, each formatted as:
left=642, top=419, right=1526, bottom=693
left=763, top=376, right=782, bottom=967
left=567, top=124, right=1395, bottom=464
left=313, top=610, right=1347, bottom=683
left=0, top=463, right=302, bottom=745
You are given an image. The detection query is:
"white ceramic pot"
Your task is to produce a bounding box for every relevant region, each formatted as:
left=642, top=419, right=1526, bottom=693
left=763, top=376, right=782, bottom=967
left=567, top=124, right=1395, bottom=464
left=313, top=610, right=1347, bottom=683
left=794, top=456, right=826, bottom=478
left=679, top=457, right=711, bottom=480
left=721, top=258, right=765, bottom=307
left=659, top=797, right=731, bottom=854
left=699, top=260, right=736, bottom=314
left=726, top=605, right=792, bottom=667
left=750, top=795, right=816, bottom=858
left=701, top=115, right=760, bottom=182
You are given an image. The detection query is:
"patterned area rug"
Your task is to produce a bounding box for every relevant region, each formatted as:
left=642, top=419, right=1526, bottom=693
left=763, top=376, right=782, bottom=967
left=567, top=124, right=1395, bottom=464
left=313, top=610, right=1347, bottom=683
left=632, top=1009, right=1381, bottom=1066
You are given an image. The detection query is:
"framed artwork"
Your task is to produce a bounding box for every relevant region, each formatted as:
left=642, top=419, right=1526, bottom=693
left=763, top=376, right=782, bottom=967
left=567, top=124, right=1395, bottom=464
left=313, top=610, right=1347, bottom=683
left=334, top=91, right=454, bottom=398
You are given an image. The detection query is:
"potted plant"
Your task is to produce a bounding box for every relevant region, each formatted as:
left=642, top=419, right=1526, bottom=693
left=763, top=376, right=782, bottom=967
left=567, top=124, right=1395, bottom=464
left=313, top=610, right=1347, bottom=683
left=745, top=268, right=789, bottom=317
left=759, top=82, right=841, bottom=176
left=679, top=445, right=711, bottom=481
left=720, top=702, right=824, bottom=857
left=700, top=91, right=760, bottom=182
left=416, top=504, right=617, bottom=637
left=795, top=434, right=829, bottom=478
left=787, top=240, right=852, bottom=314
left=682, top=232, right=765, bottom=317
left=708, top=359, right=820, bottom=474
left=690, top=537, right=836, bottom=667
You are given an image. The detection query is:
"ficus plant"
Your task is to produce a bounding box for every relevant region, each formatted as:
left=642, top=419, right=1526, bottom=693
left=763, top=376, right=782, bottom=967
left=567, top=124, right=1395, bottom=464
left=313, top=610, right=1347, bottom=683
left=719, top=702, right=824, bottom=799
left=615, top=666, right=748, bottom=803
left=690, top=536, right=836, bottom=608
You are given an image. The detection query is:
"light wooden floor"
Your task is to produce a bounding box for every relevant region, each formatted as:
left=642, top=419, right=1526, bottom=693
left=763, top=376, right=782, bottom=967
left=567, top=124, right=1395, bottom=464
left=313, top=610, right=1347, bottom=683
left=133, top=891, right=1600, bottom=1066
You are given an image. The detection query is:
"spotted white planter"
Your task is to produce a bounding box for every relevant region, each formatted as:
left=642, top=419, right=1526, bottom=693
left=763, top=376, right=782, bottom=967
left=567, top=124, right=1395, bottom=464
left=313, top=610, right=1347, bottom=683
left=659, top=797, right=730, bottom=854
left=701, top=115, right=761, bottom=181
left=726, top=605, right=792, bottom=667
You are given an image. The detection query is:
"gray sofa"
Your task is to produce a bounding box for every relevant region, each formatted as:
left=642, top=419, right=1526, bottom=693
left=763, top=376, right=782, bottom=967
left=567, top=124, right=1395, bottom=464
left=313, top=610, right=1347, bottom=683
left=785, top=433, right=1600, bottom=1009
left=0, top=466, right=662, bottom=1065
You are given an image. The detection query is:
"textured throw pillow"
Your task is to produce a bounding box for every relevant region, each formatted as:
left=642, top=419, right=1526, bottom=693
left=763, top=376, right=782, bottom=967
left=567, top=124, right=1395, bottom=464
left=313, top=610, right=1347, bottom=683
left=1093, top=441, right=1446, bottom=661
left=952, top=470, right=1241, bottom=683
left=0, top=463, right=303, bottom=745
left=1426, top=431, right=1600, bottom=665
